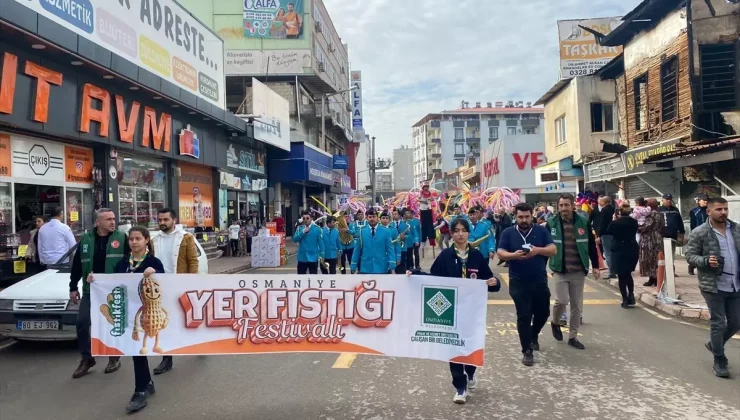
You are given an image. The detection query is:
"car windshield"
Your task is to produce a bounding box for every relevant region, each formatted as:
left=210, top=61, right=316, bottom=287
left=47, top=244, right=77, bottom=273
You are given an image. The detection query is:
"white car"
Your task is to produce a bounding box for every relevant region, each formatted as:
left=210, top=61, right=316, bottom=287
left=0, top=232, right=208, bottom=341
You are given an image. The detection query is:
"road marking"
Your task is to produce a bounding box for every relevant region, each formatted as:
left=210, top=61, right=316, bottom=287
left=0, top=340, right=16, bottom=351
left=332, top=352, right=357, bottom=368
left=488, top=299, right=621, bottom=305
left=641, top=306, right=672, bottom=320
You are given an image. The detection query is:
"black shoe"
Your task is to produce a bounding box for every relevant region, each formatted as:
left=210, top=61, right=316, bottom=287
left=621, top=302, right=629, bottom=309
left=126, top=392, right=148, bottom=413
left=551, top=322, right=563, bottom=342
left=522, top=350, right=534, bottom=366
left=530, top=339, right=540, bottom=351
left=104, top=357, right=120, bottom=374
left=628, top=294, right=636, bottom=305
left=688, top=268, right=695, bottom=276
left=643, top=280, right=656, bottom=287
left=72, top=358, right=96, bottom=379
left=153, top=357, right=173, bottom=375
left=568, top=338, right=585, bottom=350
left=713, top=358, right=730, bottom=378
left=608, top=274, right=617, bottom=279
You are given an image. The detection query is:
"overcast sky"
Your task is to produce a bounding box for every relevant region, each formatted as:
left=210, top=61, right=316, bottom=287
left=323, top=0, right=636, bottom=160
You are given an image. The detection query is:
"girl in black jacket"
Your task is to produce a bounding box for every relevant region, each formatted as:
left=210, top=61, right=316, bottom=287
left=606, top=205, right=639, bottom=308
left=88, top=226, right=165, bottom=414
left=408, top=218, right=501, bottom=404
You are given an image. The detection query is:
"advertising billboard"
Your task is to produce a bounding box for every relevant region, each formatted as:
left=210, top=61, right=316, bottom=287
left=178, top=163, right=214, bottom=228
left=225, top=49, right=312, bottom=76
left=11, top=0, right=226, bottom=108
left=557, top=17, right=623, bottom=79
left=244, top=0, right=305, bottom=39
left=251, top=79, right=291, bottom=151
left=351, top=71, right=364, bottom=143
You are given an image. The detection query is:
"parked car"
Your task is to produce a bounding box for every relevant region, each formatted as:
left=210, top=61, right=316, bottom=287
left=0, top=230, right=208, bottom=341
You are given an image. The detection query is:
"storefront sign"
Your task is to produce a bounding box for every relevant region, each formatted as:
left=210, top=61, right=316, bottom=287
left=341, top=175, right=351, bottom=193
left=513, top=153, right=545, bottom=170
left=483, top=157, right=499, bottom=178
left=225, top=144, right=265, bottom=175
left=11, top=137, right=64, bottom=181
left=624, top=138, right=682, bottom=175
left=64, top=146, right=94, bottom=183
left=351, top=71, right=364, bottom=138
left=178, top=163, right=213, bottom=227
left=557, top=17, right=623, bottom=79
left=251, top=79, right=290, bottom=151
left=90, top=273, right=487, bottom=366
left=12, top=0, right=225, bottom=108
left=307, top=161, right=334, bottom=185
left=332, top=155, right=349, bottom=169
left=0, top=134, right=11, bottom=177
left=251, top=178, right=267, bottom=191
left=219, top=171, right=242, bottom=190
left=178, top=125, right=200, bottom=159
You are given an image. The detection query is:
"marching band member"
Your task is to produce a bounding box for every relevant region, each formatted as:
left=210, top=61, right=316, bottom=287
left=351, top=209, right=396, bottom=274
left=468, top=208, right=495, bottom=262
left=292, top=211, right=325, bottom=274
left=321, top=216, right=341, bottom=274
left=339, top=212, right=356, bottom=274
left=392, top=208, right=410, bottom=274
left=407, top=218, right=500, bottom=404
left=380, top=211, right=402, bottom=271
left=450, top=205, right=469, bottom=225
left=403, top=209, right=421, bottom=270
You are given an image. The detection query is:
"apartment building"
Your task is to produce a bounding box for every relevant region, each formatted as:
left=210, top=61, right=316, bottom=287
left=393, top=146, right=415, bottom=191
left=412, top=102, right=545, bottom=185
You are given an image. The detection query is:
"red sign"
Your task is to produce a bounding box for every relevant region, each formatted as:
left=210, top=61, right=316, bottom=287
left=483, top=157, right=499, bottom=178
left=513, top=152, right=545, bottom=170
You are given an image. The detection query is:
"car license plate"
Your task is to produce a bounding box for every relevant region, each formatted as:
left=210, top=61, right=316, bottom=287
left=17, top=320, right=59, bottom=330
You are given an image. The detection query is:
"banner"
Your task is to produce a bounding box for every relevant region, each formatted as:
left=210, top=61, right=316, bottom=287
left=243, top=0, right=305, bottom=39
left=90, top=274, right=488, bottom=366
left=557, top=17, right=623, bottom=79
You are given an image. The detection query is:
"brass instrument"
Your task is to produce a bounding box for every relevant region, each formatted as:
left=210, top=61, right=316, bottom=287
left=469, top=233, right=491, bottom=248
left=320, top=258, right=330, bottom=271
left=336, top=211, right=354, bottom=245
left=392, top=224, right=411, bottom=246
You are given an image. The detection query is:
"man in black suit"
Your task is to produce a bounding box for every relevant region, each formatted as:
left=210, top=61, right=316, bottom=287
left=594, top=196, right=615, bottom=278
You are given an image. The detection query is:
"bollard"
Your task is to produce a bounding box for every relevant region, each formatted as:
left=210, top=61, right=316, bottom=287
left=656, top=251, right=665, bottom=292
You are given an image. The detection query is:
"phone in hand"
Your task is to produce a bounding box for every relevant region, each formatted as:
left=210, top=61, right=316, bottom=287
left=521, top=243, right=532, bottom=254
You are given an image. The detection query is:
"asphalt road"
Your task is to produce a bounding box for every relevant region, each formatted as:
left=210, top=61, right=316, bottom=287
left=1, top=249, right=739, bottom=420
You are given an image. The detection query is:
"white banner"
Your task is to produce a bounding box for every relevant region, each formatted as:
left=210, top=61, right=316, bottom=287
left=90, top=274, right=488, bottom=366
left=225, top=50, right=312, bottom=76
left=12, top=0, right=225, bottom=108
left=251, top=79, right=290, bottom=151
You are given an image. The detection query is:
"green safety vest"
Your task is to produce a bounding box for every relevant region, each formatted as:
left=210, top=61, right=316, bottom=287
left=547, top=215, right=590, bottom=273
left=79, top=230, right=126, bottom=293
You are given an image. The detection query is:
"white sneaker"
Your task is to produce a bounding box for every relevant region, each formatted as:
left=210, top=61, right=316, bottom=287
left=453, top=389, right=467, bottom=404
left=468, top=377, right=477, bottom=390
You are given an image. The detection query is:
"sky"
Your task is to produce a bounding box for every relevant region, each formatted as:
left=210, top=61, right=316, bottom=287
left=323, top=0, right=637, bottom=160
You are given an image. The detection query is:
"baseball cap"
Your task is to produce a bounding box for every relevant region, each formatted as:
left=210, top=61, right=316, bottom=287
left=662, top=193, right=673, bottom=200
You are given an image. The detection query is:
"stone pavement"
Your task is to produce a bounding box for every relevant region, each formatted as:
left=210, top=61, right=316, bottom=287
left=207, top=240, right=298, bottom=274
left=603, top=256, right=710, bottom=321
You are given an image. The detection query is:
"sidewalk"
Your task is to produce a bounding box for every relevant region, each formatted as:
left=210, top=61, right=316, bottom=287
left=208, top=240, right=298, bottom=274
left=603, top=257, right=709, bottom=321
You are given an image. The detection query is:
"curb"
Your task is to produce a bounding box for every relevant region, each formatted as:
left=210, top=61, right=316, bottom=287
left=216, top=251, right=298, bottom=274
left=606, top=278, right=709, bottom=321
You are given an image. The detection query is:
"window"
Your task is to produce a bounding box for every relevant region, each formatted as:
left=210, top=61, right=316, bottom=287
left=555, top=116, right=566, bottom=145
left=661, top=57, right=678, bottom=121
left=455, top=159, right=464, bottom=167
left=524, top=126, right=540, bottom=135
left=489, top=126, right=499, bottom=140
left=507, top=127, right=517, bottom=135
left=700, top=44, right=737, bottom=111
left=455, top=144, right=465, bottom=155
left=634, top=74, right=648, bottom=131
left=454, top=128, right=464, bottom=139
left=590, top=103, right=614, bottom=132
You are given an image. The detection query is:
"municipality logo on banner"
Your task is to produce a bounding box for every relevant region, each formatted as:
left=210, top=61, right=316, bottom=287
left=422, top=286, right=457, bottom=328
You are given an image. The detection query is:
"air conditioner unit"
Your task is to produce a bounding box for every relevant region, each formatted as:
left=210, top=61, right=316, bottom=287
left=317, top=62, right=325, bottom=72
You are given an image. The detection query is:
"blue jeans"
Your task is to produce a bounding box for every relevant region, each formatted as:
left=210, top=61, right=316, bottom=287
left=600, top=235, right=615, bottom=275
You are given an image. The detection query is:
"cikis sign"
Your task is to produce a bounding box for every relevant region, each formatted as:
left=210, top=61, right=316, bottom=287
left=513, top=152, right=544, bottom=170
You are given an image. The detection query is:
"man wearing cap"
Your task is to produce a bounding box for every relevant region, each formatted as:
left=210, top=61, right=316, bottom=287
left=658, top=193, right=686, bottom=270
left=351, top=209, right=396, bottom=274
left=689, top=194, right=709, bottom=275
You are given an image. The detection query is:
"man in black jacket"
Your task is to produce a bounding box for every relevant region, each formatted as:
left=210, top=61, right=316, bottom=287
left=594, top=196, right=615, bottom=278
left=688, top=194, right=709, bottom=275
left=658, top=193, right=685, bottom=273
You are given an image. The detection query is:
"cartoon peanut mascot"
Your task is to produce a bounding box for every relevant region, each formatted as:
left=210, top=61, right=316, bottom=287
left=132, top=275, right=169, bottom=355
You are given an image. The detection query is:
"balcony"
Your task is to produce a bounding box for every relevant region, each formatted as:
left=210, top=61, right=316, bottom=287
left=431, top=137, right=441, bottom=144
left=431, top=152, right=442, bottom=159
left=432, top=168, right=442, bottom=174
left=431, top=121, right=441, bottom=128
left=466, top=137, right=480, bottom=145
left=454, top=137, right=465, bottom=143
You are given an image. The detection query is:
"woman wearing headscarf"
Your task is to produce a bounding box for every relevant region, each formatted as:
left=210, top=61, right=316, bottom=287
left=638, top=198, right=665, bottom=287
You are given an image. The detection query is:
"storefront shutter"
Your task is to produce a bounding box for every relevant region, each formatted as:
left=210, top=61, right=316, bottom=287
left=624, top=177, right=657, bottom=199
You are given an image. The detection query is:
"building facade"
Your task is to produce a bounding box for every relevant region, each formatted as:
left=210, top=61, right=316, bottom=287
left=392, top=146, right=414, bottom=191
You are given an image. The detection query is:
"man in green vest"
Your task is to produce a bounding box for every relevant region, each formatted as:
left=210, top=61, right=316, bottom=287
left=69, top=208, right=129, bottom=378
left=546, top=194, right=600, bottom=350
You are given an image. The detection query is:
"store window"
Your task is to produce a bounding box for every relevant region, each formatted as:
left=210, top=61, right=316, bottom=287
left=118, top=155, right=166, bottom=229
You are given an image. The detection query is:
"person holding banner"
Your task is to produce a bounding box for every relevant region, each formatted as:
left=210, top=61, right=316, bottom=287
left=293, top=211, right=325, bottom=274
left=408, top=217, right=500, bottom=404
left=87, top=226, right=165, bottom=413
left=321, top=216, right=341, bottom=275
left=380, top=211, right=402, bottom=271
left=351, top=209, right=396, bottom=274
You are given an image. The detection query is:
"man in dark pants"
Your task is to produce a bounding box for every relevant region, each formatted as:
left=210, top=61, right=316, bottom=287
left=497, top=203, right=557, bottom=367
left=689, top=194, right=709, bottom=275
left=685, top=197, right=740, bottom=378
left=69, top=208, right=129, bottom=378
left=292, top=211, right=324, bottom=274
left=594, top=196, right=615, bottom=278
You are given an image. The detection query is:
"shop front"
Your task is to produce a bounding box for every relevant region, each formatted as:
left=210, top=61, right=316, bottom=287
left=618, top=139, right=682, bottom=202
left=216, top=141, right=268, bottom=229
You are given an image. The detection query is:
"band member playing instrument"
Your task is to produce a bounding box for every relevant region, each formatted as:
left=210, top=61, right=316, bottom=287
left=321, top=216, right=341, bottom=274
left=392, top=208, right=410, bottom=274
left=292, top=211, right=324, bottom=274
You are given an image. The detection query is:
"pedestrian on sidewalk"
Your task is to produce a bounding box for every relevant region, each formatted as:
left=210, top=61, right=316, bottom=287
left=38, top=207, right=77, bottom=266
left=684, top=197, right=740, bottom=378
left=658, top=193, right=685, bottom=274
left=547, top=194, right=600, bottom=350
left=639, top=199, right=664, bottom=287
left=497, top=203, right=556, bottom=366
left=69, top=208, right=128, bottom=378
left=89, top=226, right=165, bottom=413
left=293, top=211, right=324, bottom=274
left=689, top=194, right=709, bottom=275
left=594, top=196, right=616, bottom=279
left=607, top=204, right=640, bottom=308
left=229, top=219, right=240, bottom=256
left=406, top=217, right=500, bottom=404
left=245, top=219, right=256, bottom=256
left=351, top=209, right=395, bottom=274
left=149, top=208, right=199, bottom=375
left=321, top=216, right=341, bottom=274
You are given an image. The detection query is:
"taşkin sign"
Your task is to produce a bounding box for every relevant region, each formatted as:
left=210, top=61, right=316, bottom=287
left=90, top=274, right=488, bottom=365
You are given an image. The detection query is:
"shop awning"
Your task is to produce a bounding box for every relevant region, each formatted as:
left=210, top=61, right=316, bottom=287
left=643, top=135, right=740, bottom=164
left=269, top=159, right=335, bottom=186
left=534, top=157, right=583, bottom=186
